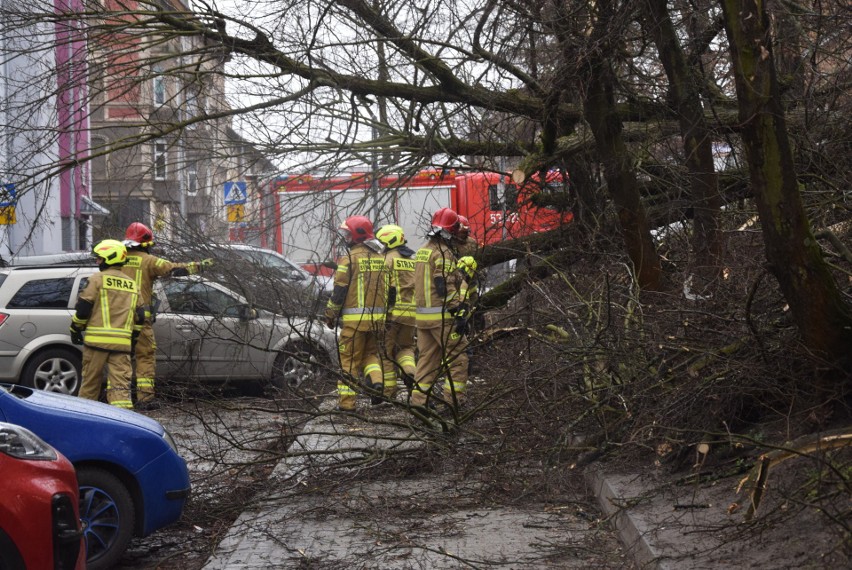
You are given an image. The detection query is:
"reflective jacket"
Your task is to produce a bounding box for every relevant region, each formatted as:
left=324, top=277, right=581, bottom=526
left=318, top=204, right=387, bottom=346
left=414, top=238, right=465, bottom=329
left=72, top=267, right=142, bottom=353
left=122, top=250, right=195, bottom=319
left=325, top=243, right=390, bottom=331
left=385, top=246, right=416, bottom=325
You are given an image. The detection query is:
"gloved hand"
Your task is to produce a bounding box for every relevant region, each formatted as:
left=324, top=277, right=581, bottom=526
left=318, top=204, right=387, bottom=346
left=324, top=316, right=337, bottom=329
left=69, top=325, right=84, bottom=345
left=453, top=314, right=469, bottom=335
left=457, top=256, right=477, bottom=280
left=452, top=303, right=470, bottom=335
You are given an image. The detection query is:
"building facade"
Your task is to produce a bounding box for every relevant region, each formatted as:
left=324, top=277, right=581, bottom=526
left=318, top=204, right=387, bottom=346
left=0, top=0, right=95, bottom=259
left=88, top=0, right=236, bottom=246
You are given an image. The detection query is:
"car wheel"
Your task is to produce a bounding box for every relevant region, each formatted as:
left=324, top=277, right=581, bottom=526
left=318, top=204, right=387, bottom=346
left=78, top=467, right=135, bottom=570
left=271, top=342, right=333, bottom=405
left=21, top=348, right=82, bottom=396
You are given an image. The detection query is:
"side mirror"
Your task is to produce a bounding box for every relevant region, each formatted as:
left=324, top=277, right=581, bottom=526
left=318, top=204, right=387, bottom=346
left=237, top=304, right=257, bottom=320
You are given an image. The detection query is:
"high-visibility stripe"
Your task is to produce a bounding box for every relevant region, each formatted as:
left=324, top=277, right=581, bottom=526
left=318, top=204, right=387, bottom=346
left=416, top=248, right=433, bottom=308
left=86, top=326, right=133, bottom=336
left=415, top=313, right=447, bottom=322
left=337, top=384, right=357, bottom=396
left=416, top=306, right=444, bottom=314
left=449, top=381, right=466, bottom=392
left=111, top=400, right=134, bottom=409
left=364, top=363, right=382, bottom=376
left=86, top=336, right=132, bottom=346
left=341, top=307, right=385, bottom=315
left=341, top=313, right=386, bottom=322
left=136, top=378, right=155, bottom=388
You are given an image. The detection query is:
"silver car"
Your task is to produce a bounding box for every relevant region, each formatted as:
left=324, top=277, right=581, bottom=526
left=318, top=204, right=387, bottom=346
left=0, top=265, right=336, bottom=398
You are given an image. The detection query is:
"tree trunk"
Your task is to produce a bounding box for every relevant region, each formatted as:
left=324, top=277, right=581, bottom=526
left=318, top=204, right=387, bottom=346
left=721, top=0, right=852, bottom=361
left=644, top=0, right=722, bottom=287
left=582, top=7, right=662, bottom=291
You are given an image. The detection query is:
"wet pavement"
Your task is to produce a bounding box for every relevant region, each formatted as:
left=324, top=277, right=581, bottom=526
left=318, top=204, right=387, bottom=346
left=201, top=401, right=627, bottom=569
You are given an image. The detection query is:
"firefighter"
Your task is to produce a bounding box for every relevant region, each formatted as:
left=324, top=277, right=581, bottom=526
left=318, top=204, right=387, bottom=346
left=122, top=222, right=213, bottom=409
left=324, top=216, right=389, bottom=411
left=70, top=239, right=144, bottom=408
left=455, top=215, right=479, bottom=256
left=376, top=224, right=417, bottom=397
left=413, top=207, right=471, bottom=411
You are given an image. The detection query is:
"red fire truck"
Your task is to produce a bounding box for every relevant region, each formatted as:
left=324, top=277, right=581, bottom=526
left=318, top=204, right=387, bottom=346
left=267, top=169, right=573, bottom=274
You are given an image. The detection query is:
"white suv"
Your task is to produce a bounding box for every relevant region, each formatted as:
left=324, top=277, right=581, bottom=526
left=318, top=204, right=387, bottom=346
left=0, top=265, right=336, bottom=398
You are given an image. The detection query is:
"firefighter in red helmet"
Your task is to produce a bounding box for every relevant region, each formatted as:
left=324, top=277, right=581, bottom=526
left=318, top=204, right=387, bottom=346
left=121, top=222, right=213, bottom=409
left=324, top=215, right=391, bottom=411
left=455, top=215, right=479, bottom=256
left=412, top=207, right=471, bottom=412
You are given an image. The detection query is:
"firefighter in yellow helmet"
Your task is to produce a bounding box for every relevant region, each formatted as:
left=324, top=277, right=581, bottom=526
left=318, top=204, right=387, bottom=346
left=413, top=207, right=471, bottom=411
left=70, top=239, right=144, bottom=409
left=122, top=222, right=213, bottom=410
left=376, top=224, right=416, bottom=397
left=324, top=216, right=390, bottom=411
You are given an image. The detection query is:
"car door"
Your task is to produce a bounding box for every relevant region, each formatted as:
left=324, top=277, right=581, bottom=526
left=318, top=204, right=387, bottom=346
left=154, top=279, right=255, bottom=380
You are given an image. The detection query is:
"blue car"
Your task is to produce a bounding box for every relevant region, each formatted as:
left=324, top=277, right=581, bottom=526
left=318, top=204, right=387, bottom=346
left=0, top=384, right=190, bottom=570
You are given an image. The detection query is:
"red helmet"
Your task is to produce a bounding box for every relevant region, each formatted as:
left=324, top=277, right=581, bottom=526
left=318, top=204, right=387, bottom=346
left=430, top=207, right=460, bottom=236
left=339, top=215, right=374, bottom=244
left=457, top=215, right=470, bottom=240
left=125, top=222, right=154, bottom=247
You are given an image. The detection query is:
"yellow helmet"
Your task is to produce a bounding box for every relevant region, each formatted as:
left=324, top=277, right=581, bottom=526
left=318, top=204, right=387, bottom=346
left=92, top=239, right=127, bottom=266
left=456, top=255, right=477, bottom=278
left=376, top=224, right=406, bottom=249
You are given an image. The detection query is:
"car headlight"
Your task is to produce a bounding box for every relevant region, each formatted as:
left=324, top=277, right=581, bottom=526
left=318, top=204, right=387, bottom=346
left=0, top=421, right=58, bottom=461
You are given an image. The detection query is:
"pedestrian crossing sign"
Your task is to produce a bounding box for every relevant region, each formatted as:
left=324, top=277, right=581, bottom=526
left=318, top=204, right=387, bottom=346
left=224, top=181, right=247, bottom=205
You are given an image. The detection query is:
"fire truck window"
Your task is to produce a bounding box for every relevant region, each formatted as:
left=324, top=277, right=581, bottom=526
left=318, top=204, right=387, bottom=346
left=488, top=184, right=519, bottom=210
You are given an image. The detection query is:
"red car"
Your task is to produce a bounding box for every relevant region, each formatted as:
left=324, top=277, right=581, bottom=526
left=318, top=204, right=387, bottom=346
left=0, top=421, right=85, bottom=570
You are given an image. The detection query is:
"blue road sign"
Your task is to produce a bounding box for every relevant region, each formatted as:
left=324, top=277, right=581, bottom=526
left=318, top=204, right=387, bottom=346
left=224, top=181, right=247, bottom=205
left=0, top=184, right=16, bottom=208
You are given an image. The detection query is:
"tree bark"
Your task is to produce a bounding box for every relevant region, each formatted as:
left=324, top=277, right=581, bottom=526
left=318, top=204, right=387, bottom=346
left=583, top=1, right=662, bottom=291
left=721, top=0, right=852, bottom=361
left=644, top=0, right=722, bottom=286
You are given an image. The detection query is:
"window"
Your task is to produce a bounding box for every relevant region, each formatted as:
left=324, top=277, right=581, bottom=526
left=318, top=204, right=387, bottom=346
left=154, top=142, right=167, bottom=180
left=153, top=65, right=165, bottom=105
left=185, top=89, right=199, bottom=119
left=163, top=281, right=242, bottom=317
left=186, top=160, right=198, bottom=196
left=7, top=278, right=75, bottom=309
left=488, top=183, right=518, bottom=210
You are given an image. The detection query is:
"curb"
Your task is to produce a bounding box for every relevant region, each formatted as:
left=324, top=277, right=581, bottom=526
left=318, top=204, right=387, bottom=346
left=585, top=469, right=667, bottom=570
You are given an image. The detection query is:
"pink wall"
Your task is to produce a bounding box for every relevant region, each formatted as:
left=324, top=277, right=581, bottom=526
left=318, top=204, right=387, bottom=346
left=54, top=0, right=89, bottom=218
